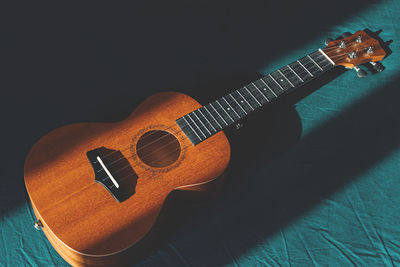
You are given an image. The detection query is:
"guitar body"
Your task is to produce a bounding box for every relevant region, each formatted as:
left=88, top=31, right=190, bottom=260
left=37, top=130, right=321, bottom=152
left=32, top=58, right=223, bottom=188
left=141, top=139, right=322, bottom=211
left=24, top=92, right=231, bottom=266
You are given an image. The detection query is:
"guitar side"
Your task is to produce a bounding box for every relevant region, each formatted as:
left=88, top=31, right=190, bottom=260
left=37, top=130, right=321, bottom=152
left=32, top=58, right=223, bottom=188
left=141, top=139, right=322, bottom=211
left=24, top=92, right=231, bottom=266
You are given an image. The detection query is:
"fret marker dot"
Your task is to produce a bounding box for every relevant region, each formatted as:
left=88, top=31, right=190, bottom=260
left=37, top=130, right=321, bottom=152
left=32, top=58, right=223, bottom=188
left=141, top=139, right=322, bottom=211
left=280, top=79, right=284, bottom=82
left=227, top=108, right=230, bottom=110
left=240, top=100, right=244, bottom=103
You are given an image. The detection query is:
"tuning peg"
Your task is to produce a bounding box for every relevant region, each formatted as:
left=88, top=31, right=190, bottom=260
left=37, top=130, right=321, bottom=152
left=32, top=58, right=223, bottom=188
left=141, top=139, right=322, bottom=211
left=354, top=66, right=367, bottom=78
left=338, top=32, right=352, bottom=39
left=325, top=38, right=333, bottom=46
left=370, top=62, right=384, bottom=72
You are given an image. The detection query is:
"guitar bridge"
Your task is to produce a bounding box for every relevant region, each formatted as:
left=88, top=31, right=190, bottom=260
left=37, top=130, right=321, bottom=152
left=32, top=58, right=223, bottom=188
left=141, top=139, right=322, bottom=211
left=87, top=147, right=138, bottom=202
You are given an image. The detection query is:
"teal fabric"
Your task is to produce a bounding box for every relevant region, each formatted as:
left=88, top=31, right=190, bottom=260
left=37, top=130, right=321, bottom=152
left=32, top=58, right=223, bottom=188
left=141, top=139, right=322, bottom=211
left=2, top=1, right=400, bottom=266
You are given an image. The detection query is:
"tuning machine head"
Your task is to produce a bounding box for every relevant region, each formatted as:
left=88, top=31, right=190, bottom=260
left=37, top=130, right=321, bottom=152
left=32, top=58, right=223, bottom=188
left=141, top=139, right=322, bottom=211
left=370, top=61, right=384, bottom=72
left=354, top=66, right=367, bottom=78
left=338, top=32, right=352, bottom=39
left=332, top=32, right=352, bottom=48
left=353, top=62, right=384, bottom=78
left=325, top=32, right=351, bottom=45
left=324, top=37, right=333, bottom=46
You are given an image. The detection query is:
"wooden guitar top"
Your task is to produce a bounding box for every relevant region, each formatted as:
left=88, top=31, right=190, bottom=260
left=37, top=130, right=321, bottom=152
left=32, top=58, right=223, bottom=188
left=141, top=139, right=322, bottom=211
left=24, top=92, right=230, bottom=265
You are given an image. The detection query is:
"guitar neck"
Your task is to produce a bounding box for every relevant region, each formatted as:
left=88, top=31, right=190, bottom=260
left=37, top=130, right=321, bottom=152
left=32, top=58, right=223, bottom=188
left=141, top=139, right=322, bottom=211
left=177, top=49, right=335, bottom=145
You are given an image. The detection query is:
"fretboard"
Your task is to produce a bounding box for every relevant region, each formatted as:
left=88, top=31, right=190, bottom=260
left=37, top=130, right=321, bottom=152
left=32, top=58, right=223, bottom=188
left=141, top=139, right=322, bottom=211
left=176, top=49, right=335, bottom=145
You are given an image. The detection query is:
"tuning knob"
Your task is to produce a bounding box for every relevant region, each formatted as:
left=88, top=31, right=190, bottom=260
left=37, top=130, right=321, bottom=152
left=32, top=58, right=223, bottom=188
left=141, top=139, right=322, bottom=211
left=325, top=38, right=333, bottom=46
left=341, top=32, right=352, bottom=38
left=370, top=62, right=384, bottom=72
left=354, top=66, right=367, bottom=78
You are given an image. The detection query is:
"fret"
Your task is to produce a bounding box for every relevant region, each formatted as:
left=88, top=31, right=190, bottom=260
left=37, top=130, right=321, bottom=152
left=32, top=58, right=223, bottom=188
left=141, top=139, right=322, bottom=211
left=247, top=83, right=269, bottom=105
left=202, top=106, right=223, bottom=130
left=290, top=61, right=313, bottom=81
left=295, top=59, right=314, bottom=78
left=254, top=79, right=277, bottom=102
left=243, top=86, right=262, bottom=106
left=319, top=59, right=334, bottom=69
left=176, top=117, right=198, bottom=144
left=231, top=90, right=254, bottom=113
left=192, top=110, right=213, bottom=135
left=177, top=116, right=202, bottom=144
left=215, top=100, right=235, bottom=124
left=310, top=51, right=328, bottom=67
left=252, top=82, right=270, bottom=102
left=207, top=103, right=228, bottom=127
left=311, top=50, right=334, bottom=69
left=261, top=76, right=281, bottom=96
left=270, top=71, right=292, bottom=92
left=277, top=69, right=294, bottom=87
left=268, top=73, right=284, bottom=91
left=226, top=93, right=247, bottom=117
left=286, top=64, right=304, bottom=82
left=186, top=113, right=207, bottom=139
left=318, top=48, right=335, bottom=67
left=281, top=65, right=303, bottom=86
left=221, top=96, right=241, bottom=120
left=237, top=88, right=257, bottom=110
left=196, top=108, right=217, bottom=133
left=299, top=56, right=322, bottom=76
left=307, top=55, right=323, bottom=71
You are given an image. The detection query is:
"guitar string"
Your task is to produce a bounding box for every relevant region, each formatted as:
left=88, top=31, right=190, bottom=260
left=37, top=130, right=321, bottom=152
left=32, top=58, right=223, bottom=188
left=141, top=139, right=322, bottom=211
left=92, top=57, right=324, bottom=168
left=113, top=52, right=359, bottom=183
left=96, top=55, right=339, bottom=177
left=102, top=52, right=363, bottom=182
left=98, top=57, right=332, bottom=169
left=105, top=50, right=365, bottom=182
left=93, top=40, right=365, bottom=166
left=42, top=52, right=351, bottom=200
left=35, top=44, right=367, bottom=209
left=37, top=44, right=372, bottom=211
left=92, top=41, right=356, bottom=163
left=98, top=51, right=352, bottom=175
left=99, top=35, right=368, bottom=163
left=114, top=64, right=339, bottom=181
left=82, top=49, right=355, bottom=179
left=323, top=47, right=374, bottom=59
left=113, top=52, right=343, bottom=181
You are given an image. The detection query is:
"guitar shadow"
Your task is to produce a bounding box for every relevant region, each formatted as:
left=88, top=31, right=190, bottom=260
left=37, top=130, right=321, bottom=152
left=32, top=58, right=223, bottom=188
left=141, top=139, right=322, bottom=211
left=126, top=67, right=400, bottom=265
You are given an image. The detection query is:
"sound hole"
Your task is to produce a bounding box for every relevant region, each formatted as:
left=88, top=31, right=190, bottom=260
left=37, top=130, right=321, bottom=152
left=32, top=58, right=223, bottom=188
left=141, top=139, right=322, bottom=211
left=136, top=130, right=181, bottom=168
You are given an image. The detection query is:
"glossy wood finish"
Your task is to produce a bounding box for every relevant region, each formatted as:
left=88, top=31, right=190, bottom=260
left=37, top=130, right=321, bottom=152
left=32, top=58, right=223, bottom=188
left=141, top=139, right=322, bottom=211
left=24, top=92, right=231, bottom=266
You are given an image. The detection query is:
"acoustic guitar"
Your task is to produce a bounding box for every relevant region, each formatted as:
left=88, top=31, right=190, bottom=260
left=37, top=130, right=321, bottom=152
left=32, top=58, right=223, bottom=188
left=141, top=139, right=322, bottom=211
left=24, top=30, right=388, bottom=266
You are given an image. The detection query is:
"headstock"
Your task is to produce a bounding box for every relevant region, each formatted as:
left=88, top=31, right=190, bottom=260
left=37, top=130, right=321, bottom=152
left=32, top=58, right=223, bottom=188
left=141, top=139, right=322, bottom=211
left=323, top=30, right=386, bottom=69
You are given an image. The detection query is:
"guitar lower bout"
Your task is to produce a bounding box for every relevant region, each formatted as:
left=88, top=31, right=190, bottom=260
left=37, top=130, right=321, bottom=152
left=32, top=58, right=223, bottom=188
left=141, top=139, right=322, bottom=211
left=24, top=91, right=231, bottom=266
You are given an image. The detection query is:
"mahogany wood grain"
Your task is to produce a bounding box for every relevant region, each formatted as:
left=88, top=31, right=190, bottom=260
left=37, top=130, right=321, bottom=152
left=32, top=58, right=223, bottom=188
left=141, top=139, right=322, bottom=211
left=24, top=92, right=231, bottom=266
